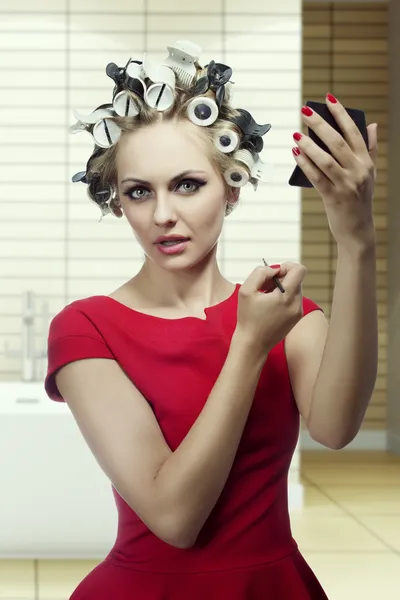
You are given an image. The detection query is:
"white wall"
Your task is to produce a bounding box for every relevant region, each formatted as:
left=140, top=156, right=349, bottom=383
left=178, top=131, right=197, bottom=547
left=0, top=0, right=303, bottom=382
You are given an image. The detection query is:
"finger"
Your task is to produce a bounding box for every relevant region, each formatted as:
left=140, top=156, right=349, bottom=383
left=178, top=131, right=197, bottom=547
left=300, top=105, right=355, bottom=169
left=293, top=132, right=344, bottom=185
left=279, top=262, right=307, bottom=294
left=325, top=93, right=370, bottom=160
left=259, top=261, right=284, bottom=293
left=292, top=146, right=333, bottom=195
left=242, top=265, right=281, bottom=294
left=367, top=123, right=379, bottom=169
left=272, top=261, right=294, bottom=277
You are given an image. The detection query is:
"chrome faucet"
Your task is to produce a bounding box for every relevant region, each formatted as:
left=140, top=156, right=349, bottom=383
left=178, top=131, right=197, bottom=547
left=3, top=291, right=49, bottom=381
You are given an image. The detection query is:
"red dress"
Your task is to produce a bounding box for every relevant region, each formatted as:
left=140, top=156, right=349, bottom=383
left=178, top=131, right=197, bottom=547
left=45, top=284, right=329, bottom=599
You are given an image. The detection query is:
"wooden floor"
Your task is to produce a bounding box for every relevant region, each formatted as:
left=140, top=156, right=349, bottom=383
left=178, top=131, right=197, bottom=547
left=1, top=451, right=399, bottom=599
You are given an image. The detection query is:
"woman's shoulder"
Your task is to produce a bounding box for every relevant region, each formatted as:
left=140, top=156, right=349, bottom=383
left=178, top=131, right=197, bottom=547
left=302, top=296, right=324, bottom=317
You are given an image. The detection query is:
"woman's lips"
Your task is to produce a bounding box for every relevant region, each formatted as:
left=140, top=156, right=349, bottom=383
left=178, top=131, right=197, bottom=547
left=156, top=240, right=190, bottom=255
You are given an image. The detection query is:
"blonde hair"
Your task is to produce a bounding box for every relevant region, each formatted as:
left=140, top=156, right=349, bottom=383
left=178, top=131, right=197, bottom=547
left=87, top=67, right=247, bottom=217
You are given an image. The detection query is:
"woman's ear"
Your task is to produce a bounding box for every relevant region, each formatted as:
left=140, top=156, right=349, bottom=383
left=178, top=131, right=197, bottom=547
left=226, top=186, right=240, bottom=207
left=111, top=198, right=124, bottom=218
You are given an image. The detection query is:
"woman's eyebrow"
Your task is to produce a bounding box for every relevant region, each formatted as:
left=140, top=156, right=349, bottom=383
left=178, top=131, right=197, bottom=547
left=121, top=170, right=207, bottom=186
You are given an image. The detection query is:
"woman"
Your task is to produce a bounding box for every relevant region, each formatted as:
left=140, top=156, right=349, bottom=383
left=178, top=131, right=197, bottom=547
left=45, top=40, right=378, bottom=599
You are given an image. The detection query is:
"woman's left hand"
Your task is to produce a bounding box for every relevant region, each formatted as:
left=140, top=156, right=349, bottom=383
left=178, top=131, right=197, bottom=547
left=292, top=93, right=378, bottom=250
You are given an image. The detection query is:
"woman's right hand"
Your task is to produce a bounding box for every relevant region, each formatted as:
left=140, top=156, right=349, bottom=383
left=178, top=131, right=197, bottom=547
left=234, top=262, right=307, bottom=357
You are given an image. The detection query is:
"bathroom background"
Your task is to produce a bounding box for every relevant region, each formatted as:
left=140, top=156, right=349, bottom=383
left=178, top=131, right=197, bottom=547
left=0, top=0, right=399, bottom=599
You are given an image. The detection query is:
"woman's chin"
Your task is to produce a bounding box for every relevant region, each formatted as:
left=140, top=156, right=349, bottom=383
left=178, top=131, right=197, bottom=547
left=144, top=246, right=214, bottom=271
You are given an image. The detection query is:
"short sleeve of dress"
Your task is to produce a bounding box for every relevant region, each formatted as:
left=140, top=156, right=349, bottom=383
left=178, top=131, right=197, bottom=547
left=44, top=305, right=114, bottom=402
left=302, top=296, right=324, bottom=317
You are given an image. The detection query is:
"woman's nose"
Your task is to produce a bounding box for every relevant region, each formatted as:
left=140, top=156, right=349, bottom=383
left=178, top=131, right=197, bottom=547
left=153, top=195, right=178, bottom=226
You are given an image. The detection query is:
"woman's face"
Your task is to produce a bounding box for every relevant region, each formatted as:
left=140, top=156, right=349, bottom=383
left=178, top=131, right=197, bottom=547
left=116, top=119, right=235, bottom=270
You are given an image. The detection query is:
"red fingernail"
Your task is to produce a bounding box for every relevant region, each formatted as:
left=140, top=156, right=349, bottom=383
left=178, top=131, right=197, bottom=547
left=327, top=93, right=337, bottom=104
left=292, top=146, right=301, bottom=156
left=301, top=106, right=313, bottom=117
left=293, top=132, right=302, bottom=141
left=270, top=264, right=281, bottom=269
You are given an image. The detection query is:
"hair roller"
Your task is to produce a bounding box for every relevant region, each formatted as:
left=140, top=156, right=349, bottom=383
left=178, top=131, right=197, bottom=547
left=125, top=61, right=146, bottom=96
left=92, top=118, right=122, bottom=148
left=223, top=165, right=249, bottom=188
left=223, top=149, right=255, bottom=188
left=88, top=175, right=111, bottom=205
left=113, top=91, right=140, bottom=117
left=233, top=148, right=256, bottom=171
left=164, top=40, right=202, bottom=87
left=143, top=54, right=176, bottom=112
left=214, top=128, right=240, bottom=153
left=187, top=96, right=219, bottom=127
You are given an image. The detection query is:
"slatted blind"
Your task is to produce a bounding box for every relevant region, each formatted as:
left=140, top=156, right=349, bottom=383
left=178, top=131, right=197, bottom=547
left=301, top=1, right=388, bottom=431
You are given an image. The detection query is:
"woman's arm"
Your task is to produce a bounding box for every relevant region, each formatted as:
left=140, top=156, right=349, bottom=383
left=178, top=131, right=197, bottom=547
left=285, top=240, right=378, bottom=449
left=56, top=330, right=268, bottom=549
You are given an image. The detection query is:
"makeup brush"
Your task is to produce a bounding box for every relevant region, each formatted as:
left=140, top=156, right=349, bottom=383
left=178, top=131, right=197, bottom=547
left=262, top=258, right=285, bottom=293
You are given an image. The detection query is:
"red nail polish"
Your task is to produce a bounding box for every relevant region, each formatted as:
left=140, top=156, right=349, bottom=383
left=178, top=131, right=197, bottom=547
left=301, top=106, right=313, bottom=117
left=293, top=133, right=302, bottom=142
left=326, top=93, right=337, bottom=104
left=270, top=264, right=281, bottom=269
left=292, top=147, right=301, bottom=156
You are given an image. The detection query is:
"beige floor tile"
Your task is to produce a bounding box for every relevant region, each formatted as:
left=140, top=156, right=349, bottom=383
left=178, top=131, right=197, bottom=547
left=355, top=515, right=400, bottom=552
left=38, top=560, right=100, bottom=600
left=290, top=513, right=388, bottom=552
left=301, top=451, right=400, bottom=487
left=301, top=551, right=400, bottom=600
left=302, top=463, right=400, bottom=486
left=302, top=450, right=400, bottom=466
left=321, top=485, right=400, bottom=515
left=0, top=560, right=35, bottom=600
left=300, top=486, right=347, bottom=516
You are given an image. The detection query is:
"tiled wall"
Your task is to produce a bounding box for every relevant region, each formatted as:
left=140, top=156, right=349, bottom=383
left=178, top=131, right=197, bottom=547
left=0, top=0, right=302, bottom=381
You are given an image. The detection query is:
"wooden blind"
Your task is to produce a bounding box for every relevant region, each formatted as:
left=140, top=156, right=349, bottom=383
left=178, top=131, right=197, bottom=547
left=301, top=1, right=388, bottom=432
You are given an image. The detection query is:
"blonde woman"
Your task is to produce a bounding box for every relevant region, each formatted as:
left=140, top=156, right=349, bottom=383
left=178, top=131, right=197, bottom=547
left=45, top=41, right=378, bottom=599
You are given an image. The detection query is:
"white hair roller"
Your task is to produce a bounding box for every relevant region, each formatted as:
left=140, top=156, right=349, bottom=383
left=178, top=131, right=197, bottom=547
left=214, top=129, right=240, bottom=153
left=223, top=149, right=255, bottom=188
left=92, top=119, right=122, bottom=148
left=143, top=54, right=176, bottom=111
left=112, top=61, right=146, bottom=116
left=233, top=149, right=256, bottom=171
left=125, top=60, right=146, bottom=84
left=69, top=107, right=122, bottom=148
left=72, top=107, right=115, bottom=125
left=187, top=96, right=219, bottom=126
left=113, top=91, right=140, bottom=117
left=224, top=165, right=250, bottom=188
left=164, top=40, right=202, bottom=87
left=224, top=81, right=234, bottom=103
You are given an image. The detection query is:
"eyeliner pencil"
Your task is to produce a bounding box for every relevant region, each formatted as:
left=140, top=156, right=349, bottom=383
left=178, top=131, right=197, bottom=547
left=262, top=258, right=285, bottom=293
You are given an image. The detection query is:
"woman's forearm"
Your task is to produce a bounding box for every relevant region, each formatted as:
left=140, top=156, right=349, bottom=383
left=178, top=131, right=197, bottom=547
left=308, top=240, right=378, bottom=448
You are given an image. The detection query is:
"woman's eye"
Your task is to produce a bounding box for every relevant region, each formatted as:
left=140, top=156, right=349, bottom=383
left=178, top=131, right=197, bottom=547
left=177, top=179, right=205, bottom=193
left=125, top=187, right=150, bottom=200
